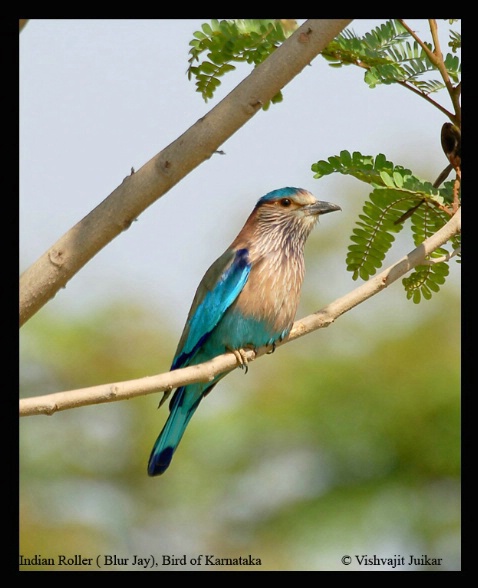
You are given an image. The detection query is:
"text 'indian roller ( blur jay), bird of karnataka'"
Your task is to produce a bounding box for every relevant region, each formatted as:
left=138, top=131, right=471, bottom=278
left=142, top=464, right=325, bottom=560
left=147, top=187, right=341, bottom=476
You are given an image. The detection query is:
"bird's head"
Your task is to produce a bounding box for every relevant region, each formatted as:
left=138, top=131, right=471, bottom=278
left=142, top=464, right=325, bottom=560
left=233, top=187, right=341, bottom=253
left=254, top=187, right=341, bottom=231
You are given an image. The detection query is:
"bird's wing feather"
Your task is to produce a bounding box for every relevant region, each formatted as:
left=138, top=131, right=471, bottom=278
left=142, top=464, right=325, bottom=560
left=171, top=248, right=251, bottom=369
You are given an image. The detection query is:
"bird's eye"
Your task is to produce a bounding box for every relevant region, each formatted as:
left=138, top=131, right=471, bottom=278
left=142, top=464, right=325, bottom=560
left=280, top=198, right=291, bottom=207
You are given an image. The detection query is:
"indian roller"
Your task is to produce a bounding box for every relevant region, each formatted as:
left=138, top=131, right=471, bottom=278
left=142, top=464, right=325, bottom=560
left=148, top=187, right=341, bottom=476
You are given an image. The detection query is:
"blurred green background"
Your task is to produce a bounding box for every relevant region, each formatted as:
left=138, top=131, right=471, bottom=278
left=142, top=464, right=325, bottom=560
left=19, top=240, right=460, bottom=572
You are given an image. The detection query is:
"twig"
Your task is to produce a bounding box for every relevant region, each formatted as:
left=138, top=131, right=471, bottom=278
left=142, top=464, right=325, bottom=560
left=420, top=246, right=461, bottom=264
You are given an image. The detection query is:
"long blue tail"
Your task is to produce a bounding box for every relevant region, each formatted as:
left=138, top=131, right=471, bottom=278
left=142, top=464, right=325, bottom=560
left=147, top=386, right=203, bottom=476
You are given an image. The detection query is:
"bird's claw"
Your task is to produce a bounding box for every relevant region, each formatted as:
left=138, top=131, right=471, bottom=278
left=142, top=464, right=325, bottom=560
left=229, top=347, right=250, bottom=374
left=267, top=342, right=276, bottom=355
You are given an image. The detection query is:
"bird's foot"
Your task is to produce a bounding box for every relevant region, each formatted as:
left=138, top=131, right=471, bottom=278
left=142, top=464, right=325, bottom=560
left=229, top=347, right=250, bottom=374
left=267, top=342, right=276, bottom=355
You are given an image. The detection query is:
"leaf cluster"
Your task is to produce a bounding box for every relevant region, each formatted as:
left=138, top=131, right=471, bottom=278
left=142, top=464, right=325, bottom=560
left=448, top=29, right=461, bottom=53
left=322, top=19, right=461, bottom=94
left=187, top=19, right=297, bottom=107
left=312, top=151, right=459, bottom=302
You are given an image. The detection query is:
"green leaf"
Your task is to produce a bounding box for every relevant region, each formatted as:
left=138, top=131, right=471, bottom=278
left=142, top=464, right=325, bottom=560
left=448, top=29, right=461, bottom=53
left=321, top=18, right=461, bottom=99
left=380, top=171, right=395, bottom=188
left=402, top=261, right=450, bottom=303
left=199, top=61, right=217, bottom=74
left=318, top=149, right=459, bottom=292
left=187, top=19, right=298, bottom=103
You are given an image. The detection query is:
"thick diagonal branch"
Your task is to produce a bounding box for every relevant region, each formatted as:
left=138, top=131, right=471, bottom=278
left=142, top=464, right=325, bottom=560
left=19, top=19, right=353, bottom=327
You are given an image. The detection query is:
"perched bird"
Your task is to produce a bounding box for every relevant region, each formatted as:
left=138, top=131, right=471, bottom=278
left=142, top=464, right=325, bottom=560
left=148, top=187, right=341, bottom=476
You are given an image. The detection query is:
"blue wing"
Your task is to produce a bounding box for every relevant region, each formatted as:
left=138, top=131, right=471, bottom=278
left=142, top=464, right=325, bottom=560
left=148, top=247, right=251, bottom=476
left=171, top=247, right=251, bottom=370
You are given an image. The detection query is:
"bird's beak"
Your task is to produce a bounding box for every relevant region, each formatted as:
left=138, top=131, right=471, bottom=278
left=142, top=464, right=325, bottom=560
left=305, top=201, right=342, bottom=216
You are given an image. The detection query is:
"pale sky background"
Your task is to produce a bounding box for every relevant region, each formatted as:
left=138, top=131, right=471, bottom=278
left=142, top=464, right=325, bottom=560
left=20, top=19, right=460, bottom=344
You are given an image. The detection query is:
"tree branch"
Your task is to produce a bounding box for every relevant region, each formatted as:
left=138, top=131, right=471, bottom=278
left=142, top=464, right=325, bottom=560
left=19, top=208, right=461, bottom=417
left=396, top=79, right=455, bottom=121
left=398, top=18, right=460, bottom=126
left=19, top=19, right=353, bottom=327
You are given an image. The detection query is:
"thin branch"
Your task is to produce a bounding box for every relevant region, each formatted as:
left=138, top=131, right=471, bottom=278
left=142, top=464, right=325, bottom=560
left=19, top=208, right=461, bottom=417
left=398, top=19, right=440, bottom=66
left=396, top=80, right=455, bottom=120
left=421, top=246, right=461, bottom=264
left=19, top=19, right=353, bottom=327
left=398, top=18, right=460, bottom=125
left=427, top=19, right=456, bottom=94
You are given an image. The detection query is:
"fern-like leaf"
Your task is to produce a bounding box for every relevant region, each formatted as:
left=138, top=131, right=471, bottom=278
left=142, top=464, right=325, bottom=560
left=405, top=203, right=458, bottom=301
left=312, top=151, right=459, bottom=288
left=187, top=19, right=297, bottom=104
left=402, top=256, right=450, bottom=303
left=448, top=29, right=461, bottom=53
left=322, top=20, right=408, bottom=67
left=322, top=19, right=461, bottom=95
left=346, top=187, right=413, bottom=280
